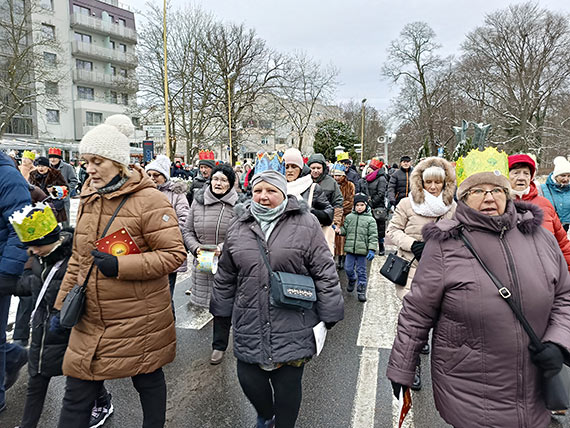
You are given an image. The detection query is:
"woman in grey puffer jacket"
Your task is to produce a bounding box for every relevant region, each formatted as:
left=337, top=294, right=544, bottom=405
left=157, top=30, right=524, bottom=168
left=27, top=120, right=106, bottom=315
left=211, top=170, right=344, bottom=428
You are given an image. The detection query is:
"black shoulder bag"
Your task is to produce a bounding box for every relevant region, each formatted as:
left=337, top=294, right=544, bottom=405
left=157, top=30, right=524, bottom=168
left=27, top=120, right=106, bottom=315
left=255, top=235, right=316, bottom=310
left=460, top=231, right=570, bottom=410
left=380, top=253, right=415, bottom=286
left=60, top=195, right=131, bottom=328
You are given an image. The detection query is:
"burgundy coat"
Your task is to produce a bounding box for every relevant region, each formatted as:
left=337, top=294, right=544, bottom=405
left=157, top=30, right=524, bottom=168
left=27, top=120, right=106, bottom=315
left=387, top=201, right=570, bottom=428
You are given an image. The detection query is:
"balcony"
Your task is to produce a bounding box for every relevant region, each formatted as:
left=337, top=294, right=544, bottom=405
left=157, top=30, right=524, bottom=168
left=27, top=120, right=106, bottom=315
left=72, top=41, right=138, bottom=68
left=73, top=69, right=139, bottom=92
left=70, top=13, right=137, bottom=43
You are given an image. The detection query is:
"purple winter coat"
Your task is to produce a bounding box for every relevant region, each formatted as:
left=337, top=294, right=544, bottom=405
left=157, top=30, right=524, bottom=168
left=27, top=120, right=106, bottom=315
left=158, top=180, right=190, bottom=272
left=387, top=200, right=570, bottom=428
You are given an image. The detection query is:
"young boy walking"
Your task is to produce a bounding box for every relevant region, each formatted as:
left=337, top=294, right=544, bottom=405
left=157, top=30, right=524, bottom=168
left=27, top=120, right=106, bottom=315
left=338, top=194, right=378, bottom=302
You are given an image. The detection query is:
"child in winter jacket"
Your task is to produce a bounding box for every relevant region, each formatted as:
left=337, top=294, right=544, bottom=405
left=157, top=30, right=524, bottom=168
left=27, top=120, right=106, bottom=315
left=338, top=193, right=378, bottom=302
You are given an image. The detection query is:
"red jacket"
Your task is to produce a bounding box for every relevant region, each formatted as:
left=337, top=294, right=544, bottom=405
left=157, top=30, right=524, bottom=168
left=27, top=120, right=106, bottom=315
left=520, top=182, right=570, bottom=271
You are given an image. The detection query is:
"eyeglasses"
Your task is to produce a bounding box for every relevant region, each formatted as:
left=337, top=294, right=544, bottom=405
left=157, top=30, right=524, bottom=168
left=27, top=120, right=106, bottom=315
left=211, top=176, right=229, bottom=184
left=467, top=188, right=506, bottom=200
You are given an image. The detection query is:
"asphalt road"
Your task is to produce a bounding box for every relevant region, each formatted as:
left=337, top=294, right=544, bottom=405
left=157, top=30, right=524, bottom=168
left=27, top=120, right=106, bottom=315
left=2, top=250, right=569, bottom=428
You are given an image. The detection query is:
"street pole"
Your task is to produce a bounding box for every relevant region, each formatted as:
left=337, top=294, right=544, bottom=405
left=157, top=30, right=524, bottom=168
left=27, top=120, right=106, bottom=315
left=360, top=98, right=366, bottom=163
left=227, top=76, right=233, bottom=166
left=162, top=0, right=171, bottom=159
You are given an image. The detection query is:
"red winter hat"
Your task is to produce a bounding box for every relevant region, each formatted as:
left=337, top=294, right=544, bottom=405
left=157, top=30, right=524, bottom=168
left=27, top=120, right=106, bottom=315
left=508, top=154, right=536, bottom=177
left=369, top=159, right=384, bottom=171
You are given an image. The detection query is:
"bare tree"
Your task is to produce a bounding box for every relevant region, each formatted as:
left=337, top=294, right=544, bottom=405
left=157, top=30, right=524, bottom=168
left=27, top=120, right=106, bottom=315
left=459, top=2, right=570, bottom=157
left=0, top=0, right=65, bottom=138
left=340, top=101, right=386, bottom=161
left=274, top=52, right=338, bottom=152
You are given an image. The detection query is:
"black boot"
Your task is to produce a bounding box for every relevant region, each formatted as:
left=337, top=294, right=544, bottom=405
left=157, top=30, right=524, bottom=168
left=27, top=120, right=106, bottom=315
left=378, top=242, right=385, bottom=256
left=357, top=284, right=367, bottom=302
left=411, top=364, right=421, bottom=391
left=339, top=255, right=345, bottom=270
left=347, top=279, right=356, bottom=292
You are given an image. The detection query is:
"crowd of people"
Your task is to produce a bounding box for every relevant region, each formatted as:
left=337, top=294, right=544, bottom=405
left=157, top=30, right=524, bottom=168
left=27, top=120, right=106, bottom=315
left=1, top=119, right=570, bottom=427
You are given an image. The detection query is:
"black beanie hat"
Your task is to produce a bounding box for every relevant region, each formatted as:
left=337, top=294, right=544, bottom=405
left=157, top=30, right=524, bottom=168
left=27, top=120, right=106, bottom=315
left=210, top=164, right=236, bottom=189
left=35, top=156, right=50, bottom=167
left=354, top=193, right=369, bottom=207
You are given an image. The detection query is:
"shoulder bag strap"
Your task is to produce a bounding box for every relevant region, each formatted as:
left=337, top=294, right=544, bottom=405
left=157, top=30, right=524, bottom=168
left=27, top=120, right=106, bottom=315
left=81, top=194, right=132, bottom=288
left=255, top=235, right=273, bottom=275
left=308, top=183, right=316, bottom=209
left=459, top=231, right=544, bottom=351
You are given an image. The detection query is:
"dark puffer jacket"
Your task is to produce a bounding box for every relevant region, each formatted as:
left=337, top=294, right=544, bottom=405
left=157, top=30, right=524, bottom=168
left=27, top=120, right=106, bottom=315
left=387, top=201, right=570, bottom=428
left=186, top=174, right=208, bottom=206
left=19, top=231, right=73, bottom=377
left=308, top=154, right=343, bottom=210
left=387, top=166, right=413, bottom=207
left=210, top=197, right=344, bottom=365
left=363, top=168, right=388, bottom=209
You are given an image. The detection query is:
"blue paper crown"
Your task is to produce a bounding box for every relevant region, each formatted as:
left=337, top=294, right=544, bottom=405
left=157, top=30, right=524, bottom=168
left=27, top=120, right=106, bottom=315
left=254, top=152, right=285, bottom=175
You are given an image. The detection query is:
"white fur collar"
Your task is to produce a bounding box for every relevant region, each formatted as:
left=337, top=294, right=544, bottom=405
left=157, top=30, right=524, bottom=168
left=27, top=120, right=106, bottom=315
left=410, top=189, right=452, bottom=217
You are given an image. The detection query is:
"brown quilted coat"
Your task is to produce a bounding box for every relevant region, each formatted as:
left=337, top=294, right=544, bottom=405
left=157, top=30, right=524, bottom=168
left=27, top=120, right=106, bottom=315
left=54, top=169, right=187, bottom=380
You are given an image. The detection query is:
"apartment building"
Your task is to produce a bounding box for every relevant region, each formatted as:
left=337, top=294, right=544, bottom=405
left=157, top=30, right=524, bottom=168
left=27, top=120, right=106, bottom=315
left=1, top=0, right=139, bottom=155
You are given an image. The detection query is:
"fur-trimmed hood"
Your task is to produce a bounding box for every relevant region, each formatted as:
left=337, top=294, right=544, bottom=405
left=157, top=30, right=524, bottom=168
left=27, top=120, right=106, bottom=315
left=423, top=200, right=544, bottom=242
left=234, top=196, right=309, bottom=222
left=158, top=179, right=188, bottom=195
left=410, top=157, right=456, bottom=206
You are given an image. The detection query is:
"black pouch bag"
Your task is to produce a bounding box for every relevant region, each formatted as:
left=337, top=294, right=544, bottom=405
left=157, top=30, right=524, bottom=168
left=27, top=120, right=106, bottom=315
left=60, top=195, right=131, bottom=328
left=380, top=253, right=415, bottom=286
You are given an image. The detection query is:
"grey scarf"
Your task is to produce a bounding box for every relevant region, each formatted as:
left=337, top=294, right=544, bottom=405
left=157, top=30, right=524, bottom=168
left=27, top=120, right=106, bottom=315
left=250, top=198, right=288, bottom=239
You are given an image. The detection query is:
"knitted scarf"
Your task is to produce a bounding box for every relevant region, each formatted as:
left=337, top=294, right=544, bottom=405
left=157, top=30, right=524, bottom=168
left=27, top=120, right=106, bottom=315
left=410, top=189, right=452, bottom=217
left=251, top=198, right=288, bottom=239
left=286, top=174, right=313, bottom=201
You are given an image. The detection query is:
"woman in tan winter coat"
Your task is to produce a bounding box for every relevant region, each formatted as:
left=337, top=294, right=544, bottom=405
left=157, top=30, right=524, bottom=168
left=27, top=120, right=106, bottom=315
left=386, top=157, right=456, bottom=391
left=54, top=115, right=186, bottom=428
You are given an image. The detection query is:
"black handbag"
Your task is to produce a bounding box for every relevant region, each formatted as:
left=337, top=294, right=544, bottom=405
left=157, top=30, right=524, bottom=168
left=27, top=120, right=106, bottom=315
left=372, top=207, right=387, bottom=221
left=460, top=231, right=570, bottom=410
left=60, top=195, right=131, bottom=328
left=256, top=236, right=316, bottom=310
left=380, top=253, right=415, bottom=286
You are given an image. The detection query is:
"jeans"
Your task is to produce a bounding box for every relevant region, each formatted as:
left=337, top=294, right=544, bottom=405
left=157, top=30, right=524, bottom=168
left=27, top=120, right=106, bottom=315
left=345, top=253, right=367, bottom=286
left=236, top=360, right=304, bottom=428
left=14, top=296, right=33, bottom=342
left=212, top=316, right=231, bottom=351
left=20, top=373, right=51, bottom=428
left=58, top=368, right=166, bottom=428
left=0, top=293, right=26, bottom=406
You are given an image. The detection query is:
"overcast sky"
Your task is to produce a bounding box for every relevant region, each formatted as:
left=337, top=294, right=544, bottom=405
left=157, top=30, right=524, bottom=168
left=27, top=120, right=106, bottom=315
left=129, top=0, right=568, bottom=122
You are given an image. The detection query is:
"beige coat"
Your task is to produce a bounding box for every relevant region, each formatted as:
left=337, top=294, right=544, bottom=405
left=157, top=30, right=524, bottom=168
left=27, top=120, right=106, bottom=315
left=55, top=169, right=187, bottom=380
left=386, top=157, right=456, bottom=300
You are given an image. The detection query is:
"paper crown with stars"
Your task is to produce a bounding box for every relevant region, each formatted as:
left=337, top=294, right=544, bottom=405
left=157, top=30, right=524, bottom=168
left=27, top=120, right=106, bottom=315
left=254, top=151, right=285, bottom=175
left=9, top=203, right=59, bottom=243
left=456, top=147, right=511, bottom=199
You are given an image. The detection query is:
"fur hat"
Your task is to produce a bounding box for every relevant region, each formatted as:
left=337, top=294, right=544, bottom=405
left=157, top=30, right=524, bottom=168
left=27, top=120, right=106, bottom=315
left=145, top=155, right=171, bottom=180
left=211, top=164, right=236, bottom=189
left=553, top=156, right=570, bottom=178
left=79, top=114, right=134, bottom=166
left=35, top=156, right=50, bottom=167
left=283, top=148, right=304, bottom=170
left=353, top=193, right=369, bottom=207
left=508, top=154, right=536, bottom=177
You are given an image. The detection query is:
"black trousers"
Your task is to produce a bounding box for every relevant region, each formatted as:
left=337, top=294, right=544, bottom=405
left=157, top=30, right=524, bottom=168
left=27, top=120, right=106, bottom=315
left=57, top=368, right=166, bottom=428
left=236, top=359, right=304, bottom=428
left=212, top=316, right=231, bottom=351
left=14, top=296, right=33, bottom=341
left=20, top=373, right=51, bottom=428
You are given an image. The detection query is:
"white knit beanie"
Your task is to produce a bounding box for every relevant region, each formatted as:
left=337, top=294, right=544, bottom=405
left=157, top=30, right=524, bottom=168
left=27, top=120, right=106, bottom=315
left=553, top=156, right=570, bottom=178
left=79, top=114, right=134, bottom=166
left=145, top=155, right=171, bottom=180
left=283, top=148, right=304, bottom=169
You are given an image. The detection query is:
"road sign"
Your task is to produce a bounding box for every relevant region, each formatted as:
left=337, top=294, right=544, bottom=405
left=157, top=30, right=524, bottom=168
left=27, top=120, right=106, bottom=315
left=143, top=140, right=154, bottom=162
left=143, top=124, right=165, bottom=132
left=354, top=144, right=362, bottom=148
left=355, top=149, right=362, bottom=153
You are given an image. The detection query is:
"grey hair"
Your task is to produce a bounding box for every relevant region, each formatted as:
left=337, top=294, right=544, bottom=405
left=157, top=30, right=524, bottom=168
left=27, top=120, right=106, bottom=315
left=422, top=166, right=445, bottom=182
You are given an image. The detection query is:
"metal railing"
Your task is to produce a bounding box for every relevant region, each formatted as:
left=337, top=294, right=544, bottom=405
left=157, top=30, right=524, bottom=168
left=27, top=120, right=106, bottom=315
left=70, top=13, right=137, bottom=42
left=71, top=41, right=138, bottom=67
left=72, top=69, right=139, bottom=92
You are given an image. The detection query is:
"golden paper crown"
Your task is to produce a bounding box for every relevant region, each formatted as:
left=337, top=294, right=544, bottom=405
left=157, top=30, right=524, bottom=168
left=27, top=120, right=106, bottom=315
left=456, top=147, right=509, bottom=187
left=337, top=152, right=349, bottom=161
left=22, top=150, right=36, bottom=161
left=9, top=203, right=58, bottom=243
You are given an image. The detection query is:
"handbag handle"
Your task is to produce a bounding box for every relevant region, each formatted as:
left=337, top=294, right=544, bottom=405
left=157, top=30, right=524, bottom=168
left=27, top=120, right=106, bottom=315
left=459, top=231, right=544, bottom=351
left=80, top=194, right=132, bottom=289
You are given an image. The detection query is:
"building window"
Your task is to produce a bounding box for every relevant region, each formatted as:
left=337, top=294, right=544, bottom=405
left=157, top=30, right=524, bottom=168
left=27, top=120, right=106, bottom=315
left=261, top=137, right=269, bottom=145
left=259, top=120, right=273, bottom=130
left=43, top=52, right=57, bottom=65
left=6, top=118, right=33, bottom=135
left=120, top=69, right=128, bottom=77
left=242, top=119, right=257, bottom=128
left=276, top=137, right=287, bottom=146
left=76, top=59, right=93, bottom=71
left=118, top=18, right=126, bottom=26
left=110, top=91, right=118, bottom=103
left=73, top=4, right=90, bottom=15
left=46, top=109, right=60, bottom=123
left=74, top=32, right=92, bottom=43
left=118, top=44, right=126, bottom=53
left=86, top=112, right=103, bottom=126
left=77, top=86, right=94, bottom=100
left=40, top=0, right=54, bottom=10
left=45, top=81, right=58, bottom=95
left=109, top=40, right=116, bottom=49
left=42, top=24, right=55, bottom=40
left=110, top=66, right=116, bottom=75
left=121, top=93, right=128, bottom=105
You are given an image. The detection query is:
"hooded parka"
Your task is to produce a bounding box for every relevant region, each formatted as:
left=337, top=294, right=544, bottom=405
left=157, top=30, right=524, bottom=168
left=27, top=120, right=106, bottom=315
left=182, top=186, right=239, bottom=307
left=210, top=198, right=344, bottom=365
left=54, top=169, right=187, bottom=380
left=387, top=166, right=414, bottom=207
left=387, top=201, right=570, bottom=428
left=386, top=157, right=456, bottom=299
left=542, top=173, right=570, bottom=225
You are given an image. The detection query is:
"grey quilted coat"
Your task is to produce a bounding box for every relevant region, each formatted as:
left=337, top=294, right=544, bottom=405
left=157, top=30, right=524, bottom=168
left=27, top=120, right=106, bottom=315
left=182, top=186, right=239, bottom=307
left=387, top=201, right=570, bottom=428
left=210, top=197, right=344, bottom=365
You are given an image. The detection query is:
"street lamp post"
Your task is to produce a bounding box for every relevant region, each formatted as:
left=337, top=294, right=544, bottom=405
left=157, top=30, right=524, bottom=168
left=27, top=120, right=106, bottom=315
left=227, top=72, right=236, bottom=166
left=162, top=0, right=171, bottom=159
left=360, top=98, right=367, bottom=163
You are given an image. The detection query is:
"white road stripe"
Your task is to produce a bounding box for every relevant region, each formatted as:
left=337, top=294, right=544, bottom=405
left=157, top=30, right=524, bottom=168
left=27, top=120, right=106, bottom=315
left=352, top=347, right=380, bottom=428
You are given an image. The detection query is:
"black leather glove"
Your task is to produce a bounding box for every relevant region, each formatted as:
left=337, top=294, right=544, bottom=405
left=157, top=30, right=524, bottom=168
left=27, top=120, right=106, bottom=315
left=391, top=381, right=408, bottom=399
left=325, top=322, right=337, bottom=330
left=0, top=274, right=19, bottom=296
left=411, top=241, right=425, bottom=261
left=529, top=342, right=564, bottom=378
left=91, top=250, right=119, bottom=278
left=311, top=208, right=330, bottom=225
